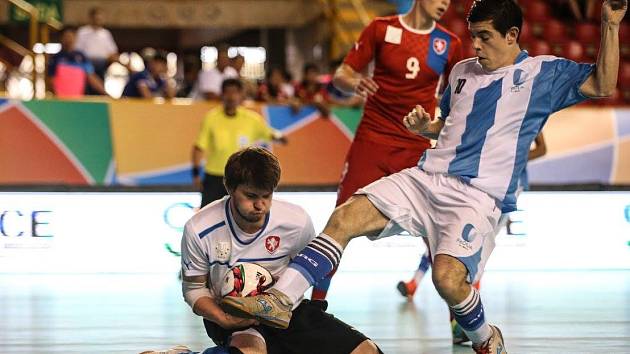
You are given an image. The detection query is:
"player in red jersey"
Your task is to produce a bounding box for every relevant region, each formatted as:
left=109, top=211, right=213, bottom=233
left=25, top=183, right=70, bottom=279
left=310, top=0, right=463, bottom=301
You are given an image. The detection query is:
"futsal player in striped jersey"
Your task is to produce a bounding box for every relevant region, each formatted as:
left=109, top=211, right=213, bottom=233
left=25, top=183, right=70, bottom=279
left=222, top=1, right=627, bottom=353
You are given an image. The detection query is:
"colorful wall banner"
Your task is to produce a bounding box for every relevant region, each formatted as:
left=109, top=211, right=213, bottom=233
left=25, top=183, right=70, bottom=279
left=0, top=100, right=113, bottom=185
left=0, top=98, right=628, bottom=186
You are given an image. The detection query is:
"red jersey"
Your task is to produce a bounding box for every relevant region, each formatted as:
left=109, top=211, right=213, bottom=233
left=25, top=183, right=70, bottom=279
left=344, top=16, right=463, bottom=148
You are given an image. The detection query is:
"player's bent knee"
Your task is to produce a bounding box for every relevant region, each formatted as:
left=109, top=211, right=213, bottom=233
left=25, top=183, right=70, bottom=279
left=350, top=339, right=380, bottom=354
left=432, top=255, right=469, bottom=303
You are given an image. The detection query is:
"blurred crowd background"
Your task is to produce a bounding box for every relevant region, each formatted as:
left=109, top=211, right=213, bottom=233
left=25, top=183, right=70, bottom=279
left=0, top=0, right=627, bottom=105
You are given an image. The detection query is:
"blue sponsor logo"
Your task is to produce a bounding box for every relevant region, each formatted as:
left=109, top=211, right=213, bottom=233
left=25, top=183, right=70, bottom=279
left=625, top=205, right=630, bottom=223
left=0, top=210, right=53, bottom=237
left=163, top=202, right=195, bottom=232
left=462, top=224, right=475, bottom=242
left=162, top=202, right=195, bottom=257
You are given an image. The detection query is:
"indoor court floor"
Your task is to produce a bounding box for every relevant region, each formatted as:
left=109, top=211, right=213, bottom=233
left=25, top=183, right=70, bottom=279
left=1, top=270, right=629, bottom=354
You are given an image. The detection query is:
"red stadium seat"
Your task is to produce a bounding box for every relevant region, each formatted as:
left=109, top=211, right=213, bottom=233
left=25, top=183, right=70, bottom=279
left=519, top=22, right=534, bottom=43
left=561, top=41, right=585, bottom=62
left=526, top=40, right=552, bottom=57
left=620, top=23, right=630, bottom=43
left=523, top=0, right=550, bottom=23
left=543, top=20, right=567, bottom=43
left=575, top=23, right=600, bottom=45
left=620, top=61, right=630, bottom=90
left=444, top=17, right=468, bottom=39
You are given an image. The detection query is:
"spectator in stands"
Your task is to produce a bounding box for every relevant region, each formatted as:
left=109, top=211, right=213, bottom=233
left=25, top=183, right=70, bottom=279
left=177, top=54, right=201, bottom=98
left=75, top=7, right=119, bottom=95
left=197, top=45, right=239, bottom=100
left=295, top=63, right=331, bottom=116
left=191, top=78, right=287, bottom=207
left=48, top=26, right=108, bottom=97
left=121, top=52, right=175, bottom=99
left=257, top=67, right=295, bottom=104
left=231, top=54, right=245, bottom=76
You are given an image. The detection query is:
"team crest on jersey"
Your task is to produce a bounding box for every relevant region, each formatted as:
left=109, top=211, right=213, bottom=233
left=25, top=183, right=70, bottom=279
left=215, top=241, right=231, bottom=261
left=264, top=236, right=280, bottom=254
left=433, top=38, right=447, bottom=55
left=511, top=69, right=528, bottom=92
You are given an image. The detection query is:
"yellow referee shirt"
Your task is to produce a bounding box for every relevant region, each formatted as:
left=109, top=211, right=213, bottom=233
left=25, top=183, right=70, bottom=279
left=195, top=106, right=274, bottom=176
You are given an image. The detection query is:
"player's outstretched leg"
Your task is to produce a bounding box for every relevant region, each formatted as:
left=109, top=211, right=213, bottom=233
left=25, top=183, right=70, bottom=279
left=397, top=249, right=431, bottom=299
left=311, top=269, right=336, bottom=300
left=221, top=195, right=389, bottom=328
left=432, top=255, right=506, bottom=354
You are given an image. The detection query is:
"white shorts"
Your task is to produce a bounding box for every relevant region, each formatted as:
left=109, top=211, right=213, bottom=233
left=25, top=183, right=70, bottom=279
left=357, top=167, right=501, bottom=283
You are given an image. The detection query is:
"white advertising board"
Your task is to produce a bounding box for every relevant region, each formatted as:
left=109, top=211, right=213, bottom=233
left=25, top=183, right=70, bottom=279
left=0, top=191, right=628, bottom=273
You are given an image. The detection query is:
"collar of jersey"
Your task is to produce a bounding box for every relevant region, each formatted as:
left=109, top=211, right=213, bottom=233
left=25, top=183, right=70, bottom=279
left=397, top=15, right=435, bottom=35
left=479, top=50, right=530, bottom=74
left=224, top=197, right=270, bottom=246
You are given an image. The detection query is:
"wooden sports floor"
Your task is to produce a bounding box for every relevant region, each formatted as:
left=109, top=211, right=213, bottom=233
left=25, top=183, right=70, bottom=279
left=1, top=270, right=629, bottom=354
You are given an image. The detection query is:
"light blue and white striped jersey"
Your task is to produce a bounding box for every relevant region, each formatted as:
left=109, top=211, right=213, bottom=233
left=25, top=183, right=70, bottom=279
left=419, top=51, right=593, bottom=212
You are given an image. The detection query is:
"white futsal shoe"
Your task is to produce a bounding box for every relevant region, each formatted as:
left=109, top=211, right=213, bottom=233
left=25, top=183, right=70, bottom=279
left=473, top=326, right=507, bottom=354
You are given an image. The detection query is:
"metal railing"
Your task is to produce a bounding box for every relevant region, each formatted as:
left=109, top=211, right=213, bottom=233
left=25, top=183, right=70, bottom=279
left=1, top=0, right=63, bottom=98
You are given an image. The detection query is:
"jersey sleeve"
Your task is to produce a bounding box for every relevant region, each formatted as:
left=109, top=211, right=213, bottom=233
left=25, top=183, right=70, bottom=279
left=105, top=30, right=118, bottom=55
left=438, top=83, right=452, bottom=120
left=550, top=58, right=594, bottom=113
left=445, top=36, right=464, bottom=81
left=253, top=113, right=274, bottom=142
left=195, top=115, right=212, bottom=151
left=290, top=214, right=316, bottom=259
left=181, top=221, right=209, bottom=277
left=343, top=19, right=378, bottom=72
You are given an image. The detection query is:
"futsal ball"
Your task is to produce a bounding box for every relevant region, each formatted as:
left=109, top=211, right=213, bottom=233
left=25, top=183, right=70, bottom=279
left=221, top=263, right=273, bottom=297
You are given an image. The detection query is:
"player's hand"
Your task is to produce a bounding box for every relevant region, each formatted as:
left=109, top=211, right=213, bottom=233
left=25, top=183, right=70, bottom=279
left=217, top=311, right=259, bottom=330
left=602, top=0, right=627, bottom=24
left=192, top=176, right=202, bottom=192
left=403, top=105, right=431, bottom=135
left=354, top=77, right=379, bottom=97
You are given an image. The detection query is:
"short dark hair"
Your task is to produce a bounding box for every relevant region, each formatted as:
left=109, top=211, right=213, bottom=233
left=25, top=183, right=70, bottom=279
left=467, top=0, right=523, bottom=40
left=222, top=78, right=243, bottom=92
left=61, top=25, right=77, bottom=34
left=224, top=147, right=281, bottom=192
left=89, top=7, right=102, bottom=18
left=151, top=52, right=168, bottom=64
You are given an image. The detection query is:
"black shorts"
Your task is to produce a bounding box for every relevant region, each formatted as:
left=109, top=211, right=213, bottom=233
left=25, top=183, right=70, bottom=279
left=204, top=299, right=382, bottom=354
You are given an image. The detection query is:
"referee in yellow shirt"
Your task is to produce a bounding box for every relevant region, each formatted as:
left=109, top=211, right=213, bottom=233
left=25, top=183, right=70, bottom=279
left=192, top=78, right=287, bottom=207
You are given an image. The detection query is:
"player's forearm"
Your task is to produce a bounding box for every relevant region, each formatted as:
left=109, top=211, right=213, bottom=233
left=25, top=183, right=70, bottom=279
left=192, top=146, right=204, bottom=169
left=332, top=65, right=359, bottom=94
left=585, top=21, right=620, bottom=97
left=191, top=296, right=224, bottom=322
left=88, top=74, right=108, bottom=96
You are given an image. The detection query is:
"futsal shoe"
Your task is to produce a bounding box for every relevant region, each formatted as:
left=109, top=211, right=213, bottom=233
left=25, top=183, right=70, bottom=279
left=451, top=319, right=471, bottom=345
left=139, top=345, right=192, bottom=354
left=396, top=279, right=417, bottom=299
left=472, top=325, right=507, bottom=354
left=221, top=288, right=293, bottom=329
